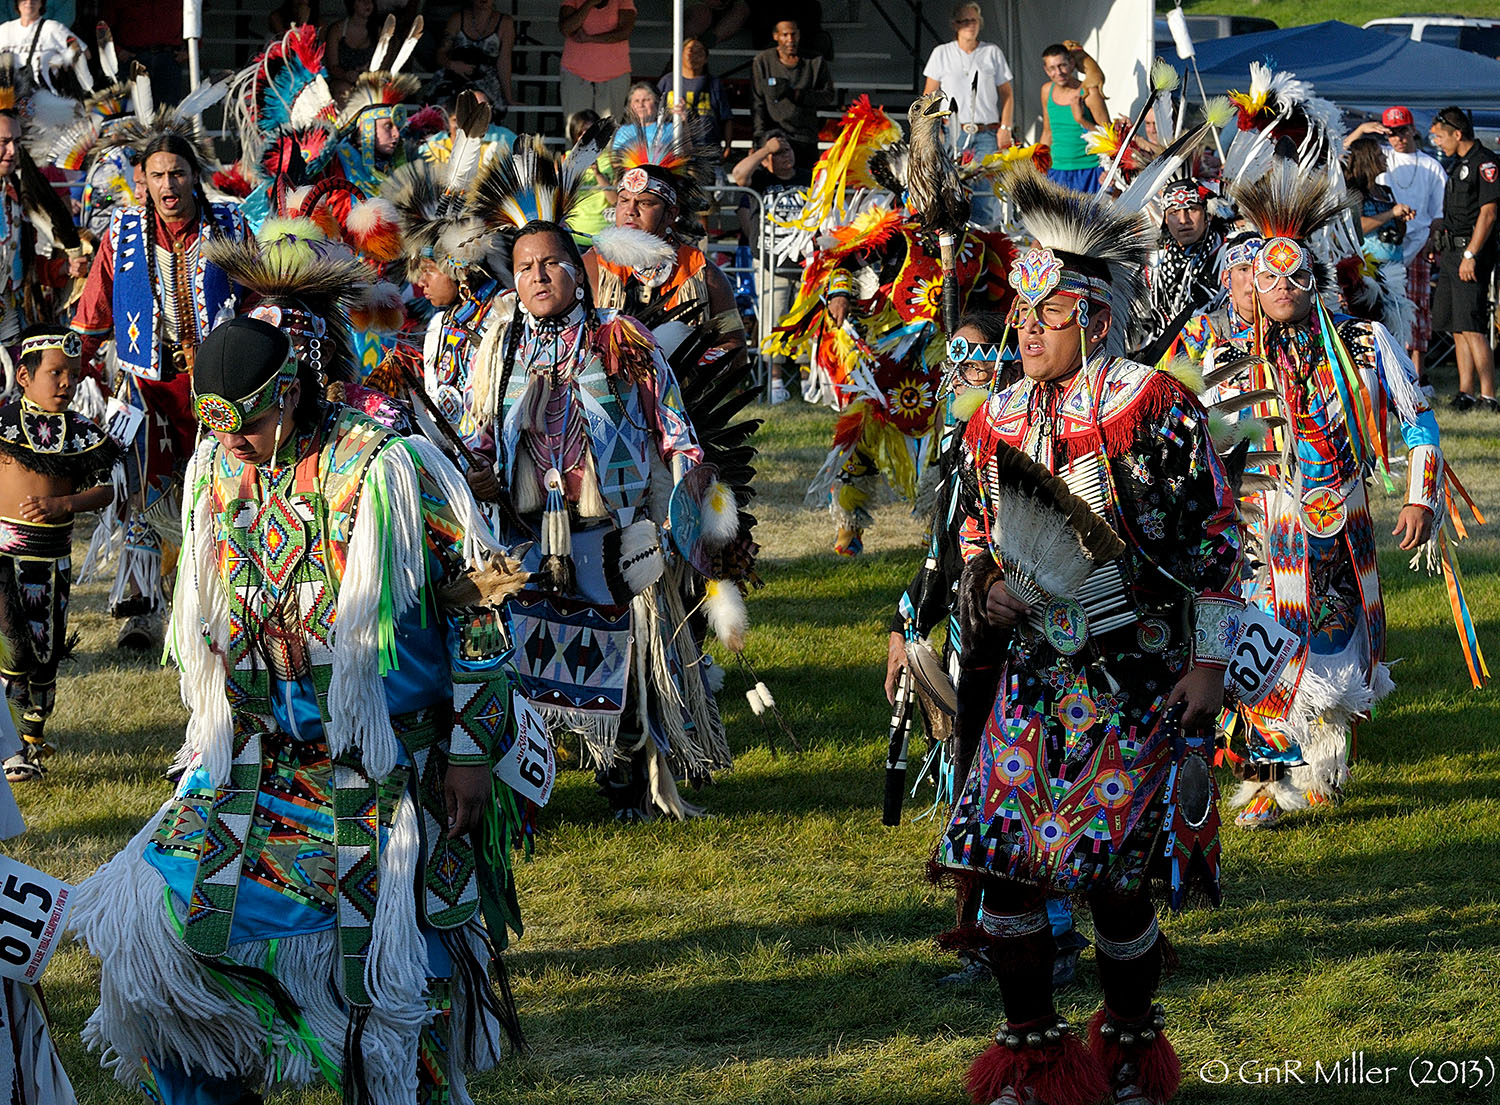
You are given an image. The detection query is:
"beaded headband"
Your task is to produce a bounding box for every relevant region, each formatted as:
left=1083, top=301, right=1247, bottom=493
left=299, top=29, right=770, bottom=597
left=20, top=332, right=82, bottom=359
left=1159, top=182, right=1209, bottom=211
left=1222, top=235, right=1263, bottom=270
left=620, top=166, right=677, bottom=205
left=1007, top=246, right=1110, bottom=309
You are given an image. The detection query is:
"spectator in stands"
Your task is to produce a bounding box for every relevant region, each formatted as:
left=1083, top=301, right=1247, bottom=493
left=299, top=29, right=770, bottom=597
left=1429, top=105, right=1499, bottom=411
left=922, top=1, right=1013, bottom=227
left=658, top=37, right=733, bottom=159
left=325, top=0, right=377, bottom=102
left=1345, top=106, right=1448, bottom=389
left=559, top=0, right=636, bottom=120
left=730, top=129, right=807, bottom=191
left=268, top=0, right=319, bottom=37
left=435, top=0, right=514, bottom=117
left=612, top=81, right=671, bottom=148
left=97, top=0, right=184, bottom=102
left=751, top=19, right=834, bottom=172
left=1037, top=41, right=1106, bottom=192
left=0, top=0, right=85, bottom=87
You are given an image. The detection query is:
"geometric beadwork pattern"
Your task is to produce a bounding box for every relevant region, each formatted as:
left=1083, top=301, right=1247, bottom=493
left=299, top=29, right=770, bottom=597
left=505, top=591, right=631, bottom=715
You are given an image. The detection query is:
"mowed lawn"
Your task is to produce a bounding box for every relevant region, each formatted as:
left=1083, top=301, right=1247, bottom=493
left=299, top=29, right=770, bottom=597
left=15, top=384, right=1500, bottom=1104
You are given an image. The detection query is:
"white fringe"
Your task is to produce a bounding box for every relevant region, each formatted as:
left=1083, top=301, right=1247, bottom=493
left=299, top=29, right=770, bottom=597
left=167, top=440, right=234, bottom=787
left=77, top=462, right=127, bottom=582
left=327, top=441, right=424, bottom=781
left=403, top=435, right=511, bottom=570
left=73, top=804, right=290, bottom=1085
left=1370, top=319, right=1423, bottom=428
left=361, top=792, right=432, bottom=1105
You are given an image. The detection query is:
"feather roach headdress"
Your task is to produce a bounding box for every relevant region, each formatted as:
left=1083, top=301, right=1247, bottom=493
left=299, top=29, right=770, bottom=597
left=607, top=113, right=716, bottom=236
left=204, top=219, right=385, bottom=389
left=91, top=65, right=225, bottom=169
left=1229, top=158, right=1355, bottom=294
left=473, top=118, right=614, bottom=238
left=225, top=25, right=337, bottom=175
left=1223, top=61, right=1345, bottom=186
left=1007, top=166, right=1152, bottom=326
left=382, top=92, right=506, bottom=281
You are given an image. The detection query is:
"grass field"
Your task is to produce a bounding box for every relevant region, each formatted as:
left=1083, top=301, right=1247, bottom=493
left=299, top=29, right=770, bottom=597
left=1163, top=0, right=1500, bottom=28
left=15, top=378, right=1500, bottom=1104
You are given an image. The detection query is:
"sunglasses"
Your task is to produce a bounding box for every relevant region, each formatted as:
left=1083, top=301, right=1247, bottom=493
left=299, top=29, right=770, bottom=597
left=954, top=17, right=979, bottom=26
left=1253, top=269, right=1316, bottom=294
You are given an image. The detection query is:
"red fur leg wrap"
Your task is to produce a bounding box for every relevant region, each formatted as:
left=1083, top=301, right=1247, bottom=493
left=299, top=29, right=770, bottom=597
left=936, top=922, right=989, bottom=955
left=965, top=1024, right=1108, bottom=1105
left=1088, top=1008, right=1181, bottom=1103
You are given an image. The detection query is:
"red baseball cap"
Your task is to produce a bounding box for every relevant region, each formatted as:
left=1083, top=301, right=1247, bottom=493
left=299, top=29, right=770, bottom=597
left=1382, top=105, right=1415, bottom=129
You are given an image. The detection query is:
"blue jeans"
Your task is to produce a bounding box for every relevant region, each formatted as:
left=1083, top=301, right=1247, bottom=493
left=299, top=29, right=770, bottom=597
left=1047, top=166, right=1100, bottom=193
left=963, top=128, right=1003, bottom=227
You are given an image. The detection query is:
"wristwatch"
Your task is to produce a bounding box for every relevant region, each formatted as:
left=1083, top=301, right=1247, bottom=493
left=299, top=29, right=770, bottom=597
left=1464, top=249, right=1475, bottom=260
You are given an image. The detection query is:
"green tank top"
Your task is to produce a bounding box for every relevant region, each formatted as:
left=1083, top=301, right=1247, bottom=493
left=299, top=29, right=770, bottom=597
left=1046, top=83, right=1096, bottom=170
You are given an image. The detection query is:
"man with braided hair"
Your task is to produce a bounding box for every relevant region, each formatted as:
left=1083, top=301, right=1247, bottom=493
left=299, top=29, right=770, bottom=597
left=939, top=170, right=1242, bottom=1105
left=70, top=130, right=248, bottom=650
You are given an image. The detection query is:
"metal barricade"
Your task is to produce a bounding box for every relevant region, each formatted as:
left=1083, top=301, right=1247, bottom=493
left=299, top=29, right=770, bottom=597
left=705, top=183, right=809, bottom=402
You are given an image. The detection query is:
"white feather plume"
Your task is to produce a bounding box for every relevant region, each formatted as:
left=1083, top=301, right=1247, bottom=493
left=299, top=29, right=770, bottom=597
left=368, top=14, right=397, bottom=73
left=592, top=226, right=677, bottom=271
left=993, top=491, right=1099, bottom=603
left=700, top=478, right=740, bottom=545
left=704, top=579, right=748, bottom=652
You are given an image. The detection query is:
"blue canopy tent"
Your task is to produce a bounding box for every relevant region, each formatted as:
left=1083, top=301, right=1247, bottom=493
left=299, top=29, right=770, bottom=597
left=1186, top=21, right=1500, bottom=130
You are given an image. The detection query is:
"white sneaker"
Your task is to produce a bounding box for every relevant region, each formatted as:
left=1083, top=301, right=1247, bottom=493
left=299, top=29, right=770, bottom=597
left=770, top=380, right=790, bottom=405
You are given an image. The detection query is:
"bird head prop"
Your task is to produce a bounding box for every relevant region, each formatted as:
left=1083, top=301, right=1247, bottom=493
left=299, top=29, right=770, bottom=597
left=903, top=91, right=970, bottom=236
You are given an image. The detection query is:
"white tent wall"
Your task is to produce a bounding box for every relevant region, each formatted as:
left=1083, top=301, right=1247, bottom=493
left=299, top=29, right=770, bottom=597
left=987, top=0, right=1153, bottom=144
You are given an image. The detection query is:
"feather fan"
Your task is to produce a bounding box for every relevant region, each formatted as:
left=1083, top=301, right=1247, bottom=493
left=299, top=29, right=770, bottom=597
left=985, top=438, right=1125, bottom=609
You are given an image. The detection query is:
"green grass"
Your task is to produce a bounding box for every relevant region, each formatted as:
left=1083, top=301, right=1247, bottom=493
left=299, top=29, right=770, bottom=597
left=1162, top=0, right=1500, bottom=28
left=21, top=376, right=1500, bottom=1103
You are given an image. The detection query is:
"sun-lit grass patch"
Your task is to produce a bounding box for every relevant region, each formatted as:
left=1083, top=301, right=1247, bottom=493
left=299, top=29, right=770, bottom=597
left=25, top=388, right=1500, bottom=1103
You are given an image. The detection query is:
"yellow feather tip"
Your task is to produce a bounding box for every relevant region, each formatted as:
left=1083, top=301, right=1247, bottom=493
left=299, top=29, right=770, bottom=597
left=1203, top=96, right=1234, bottom=130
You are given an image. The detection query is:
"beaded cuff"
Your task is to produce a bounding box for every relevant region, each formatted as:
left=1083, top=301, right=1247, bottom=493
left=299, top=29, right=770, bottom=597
left=1191, top=592, right=1244, bottom=670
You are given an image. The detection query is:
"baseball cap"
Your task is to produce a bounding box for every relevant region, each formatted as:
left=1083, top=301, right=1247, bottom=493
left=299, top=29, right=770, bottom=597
left=1382, top=105, right=1415, bottom=129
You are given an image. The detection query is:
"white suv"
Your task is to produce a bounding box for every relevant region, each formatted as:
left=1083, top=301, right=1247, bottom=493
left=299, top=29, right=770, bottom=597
left=1363, top=15, right=1500, bottom=57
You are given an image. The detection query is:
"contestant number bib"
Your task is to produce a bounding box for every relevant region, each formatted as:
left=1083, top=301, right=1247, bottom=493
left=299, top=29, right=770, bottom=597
left=1225, top=606, right=1299, bottom=707
left=0, top=855, right=71, bottom=983
left=494, top=697, right=557, bottom=807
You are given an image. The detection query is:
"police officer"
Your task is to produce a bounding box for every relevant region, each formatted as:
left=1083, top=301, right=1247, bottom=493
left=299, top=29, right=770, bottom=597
left=1429, top=105, right=1500, bottom=411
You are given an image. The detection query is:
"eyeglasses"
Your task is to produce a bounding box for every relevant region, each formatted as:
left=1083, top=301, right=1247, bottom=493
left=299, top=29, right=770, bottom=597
left=1005, top=295, right=1083, bottom=331
left=947, top=359, right=998, bottom=385
left=1253, top=269, right=1316, bottom=294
